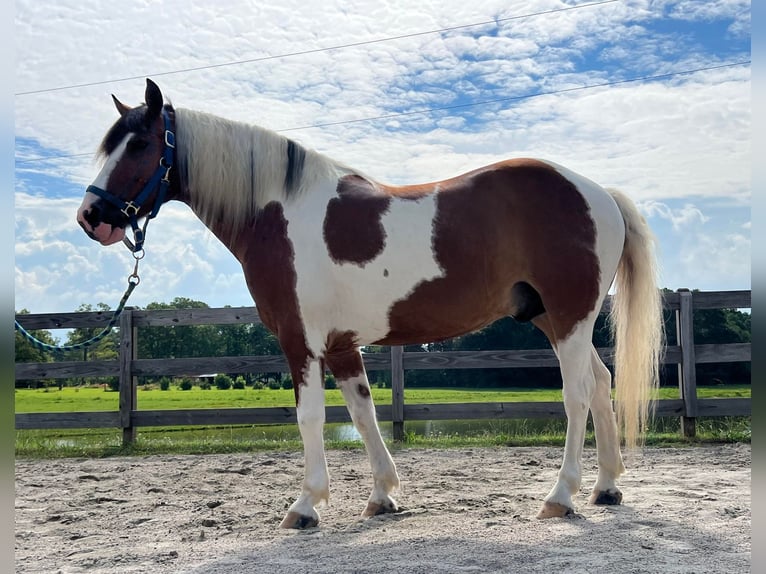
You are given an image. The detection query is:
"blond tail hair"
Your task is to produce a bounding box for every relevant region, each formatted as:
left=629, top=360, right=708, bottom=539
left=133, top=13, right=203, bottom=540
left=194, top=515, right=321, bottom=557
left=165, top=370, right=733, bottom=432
left=607, top=188, right=664, bottom=449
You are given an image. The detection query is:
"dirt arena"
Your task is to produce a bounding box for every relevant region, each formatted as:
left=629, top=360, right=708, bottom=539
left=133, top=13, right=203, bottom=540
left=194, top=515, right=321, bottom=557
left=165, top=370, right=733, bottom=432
left=15, top=443, right=750, bottom=573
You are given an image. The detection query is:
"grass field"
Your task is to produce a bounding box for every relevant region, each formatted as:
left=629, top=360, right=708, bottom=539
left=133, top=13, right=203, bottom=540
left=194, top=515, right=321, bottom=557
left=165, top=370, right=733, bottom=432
left=13, top=384, right=751, bottom=413
left=15, top=385, right=751, bottom=458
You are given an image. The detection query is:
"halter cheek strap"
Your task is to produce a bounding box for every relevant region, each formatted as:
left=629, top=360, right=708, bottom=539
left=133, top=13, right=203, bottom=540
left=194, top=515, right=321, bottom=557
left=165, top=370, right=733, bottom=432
left=86, top=109, right=175, bottom=253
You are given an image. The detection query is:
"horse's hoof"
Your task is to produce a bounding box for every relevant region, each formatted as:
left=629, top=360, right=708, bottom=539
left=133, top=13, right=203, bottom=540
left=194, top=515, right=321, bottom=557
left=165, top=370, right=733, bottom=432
left=362, top=498, right=399, bottom=517
left=536, top=501, right=582, bottom=519
left=279, top=511, right=319, bottom=529
left=590, top=489, right=623, bottom=505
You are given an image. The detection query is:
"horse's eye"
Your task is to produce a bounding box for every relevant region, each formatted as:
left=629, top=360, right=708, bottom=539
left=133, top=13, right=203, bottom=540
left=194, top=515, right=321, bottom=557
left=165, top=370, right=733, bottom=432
left=127, top=138, right=149, bottom=152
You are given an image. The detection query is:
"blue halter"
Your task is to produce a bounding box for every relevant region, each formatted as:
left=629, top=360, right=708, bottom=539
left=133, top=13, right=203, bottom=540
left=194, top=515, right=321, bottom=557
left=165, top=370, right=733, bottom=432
left=85, top=108, right=175, bottom=253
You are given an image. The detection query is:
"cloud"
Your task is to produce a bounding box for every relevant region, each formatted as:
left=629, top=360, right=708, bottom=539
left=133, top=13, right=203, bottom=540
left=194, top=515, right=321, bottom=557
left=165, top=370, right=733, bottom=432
left=639, top=201, right=710, bottom=231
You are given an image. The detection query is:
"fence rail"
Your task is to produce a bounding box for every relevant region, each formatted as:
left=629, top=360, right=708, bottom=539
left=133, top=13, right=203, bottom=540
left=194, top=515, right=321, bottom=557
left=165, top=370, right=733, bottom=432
left=15, top=289, right=751, bottom=443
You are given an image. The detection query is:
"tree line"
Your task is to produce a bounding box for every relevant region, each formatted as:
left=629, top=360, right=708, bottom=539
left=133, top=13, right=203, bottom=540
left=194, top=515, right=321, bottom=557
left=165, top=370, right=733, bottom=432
left=15, top=290, right=750, bottom=390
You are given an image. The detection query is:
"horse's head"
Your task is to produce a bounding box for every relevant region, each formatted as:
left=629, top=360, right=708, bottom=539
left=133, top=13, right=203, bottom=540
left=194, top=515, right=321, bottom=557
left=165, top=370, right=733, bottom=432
left=77, top=78, right=176, bottom=251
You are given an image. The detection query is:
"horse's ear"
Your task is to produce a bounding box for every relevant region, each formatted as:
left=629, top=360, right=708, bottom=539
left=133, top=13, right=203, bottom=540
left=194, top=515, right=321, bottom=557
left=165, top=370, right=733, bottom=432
left=111, top=94, right=131, bottom=117
left=145, top=78, right=163, bottom=118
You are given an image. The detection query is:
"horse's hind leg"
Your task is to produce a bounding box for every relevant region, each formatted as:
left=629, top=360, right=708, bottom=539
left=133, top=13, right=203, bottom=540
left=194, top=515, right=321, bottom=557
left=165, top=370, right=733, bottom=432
left=536, top=319, right=597, bottom=519
left=326, top=348, right=400, bottom=518
left=588, top=345, right=625, bottom=505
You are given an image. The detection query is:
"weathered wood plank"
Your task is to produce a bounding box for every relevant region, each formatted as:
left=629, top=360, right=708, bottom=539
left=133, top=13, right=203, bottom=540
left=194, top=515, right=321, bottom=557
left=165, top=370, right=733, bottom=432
left=15, top=361, right=119, bottom=380
left=119, top=312, right=133, bottom=431
left=695, top=398, right=751, bottom=417
left=677, top=290, right=698, bottom=419
left=14, top=311, right=123, bottom=330
left=130, top=405, right=392, bottom=427
left=654, top=399, right=686, bottom=417
left=391, top=346, right=405, bottom=441
left=130, top=307, right=262, bottom=327
left=403, top=401, right=567, bottom=420
left=130, top=353, right=392, bottom=376
left=15, top=411, right=121, bottom=429
left=402, top=349, right=562, bottom=370
left=132, top=406, right=298, bottom=426
left=692, top=290, right=751, bottom=310
left=695, top=343, right=751, bottom=363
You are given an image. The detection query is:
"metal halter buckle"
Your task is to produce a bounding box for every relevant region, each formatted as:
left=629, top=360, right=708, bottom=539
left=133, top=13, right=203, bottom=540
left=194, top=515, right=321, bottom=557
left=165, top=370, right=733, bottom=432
left=121, top=201, right=140, bottom=218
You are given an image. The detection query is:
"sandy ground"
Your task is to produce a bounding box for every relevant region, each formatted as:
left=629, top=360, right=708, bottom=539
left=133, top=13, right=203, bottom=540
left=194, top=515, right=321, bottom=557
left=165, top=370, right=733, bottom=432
left=15, top=443, right=750, bottom=574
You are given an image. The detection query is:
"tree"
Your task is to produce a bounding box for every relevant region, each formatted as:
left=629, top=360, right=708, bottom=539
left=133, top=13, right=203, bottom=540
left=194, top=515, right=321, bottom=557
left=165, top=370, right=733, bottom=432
left=15, top=309, right=58, bottom=388
left=139, top=298, right=217, bottom=360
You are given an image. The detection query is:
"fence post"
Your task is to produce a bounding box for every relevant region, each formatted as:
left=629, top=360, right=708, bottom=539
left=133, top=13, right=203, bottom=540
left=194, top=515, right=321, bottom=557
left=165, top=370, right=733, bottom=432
left=676, top=289, right=698, bottom=438
left=119, top=309, right=137, bottom=446
left=391, top=346, right=405, bottom=442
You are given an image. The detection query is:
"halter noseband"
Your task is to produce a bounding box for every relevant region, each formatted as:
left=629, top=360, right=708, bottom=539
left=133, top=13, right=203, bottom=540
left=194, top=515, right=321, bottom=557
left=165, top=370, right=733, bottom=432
left=85, top=108, right=175, bottom=253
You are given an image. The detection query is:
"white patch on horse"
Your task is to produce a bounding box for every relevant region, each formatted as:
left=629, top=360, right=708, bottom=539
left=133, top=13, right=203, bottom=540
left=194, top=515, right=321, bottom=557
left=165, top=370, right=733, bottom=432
left=541, top=159, right=625, bottom=305
left=77, top=134, right=133, bottom=244
left=90, top=134, right=132, bottom=195
left=286, top=184, right=444, bottom=347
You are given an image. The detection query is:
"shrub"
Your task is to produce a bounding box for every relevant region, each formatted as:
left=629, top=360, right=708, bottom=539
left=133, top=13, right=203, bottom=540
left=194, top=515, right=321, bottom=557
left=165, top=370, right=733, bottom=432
left=251, top=380, right=265, bottom=390
left=215, top=374, right=233, bottom=390
left=281, top=375, right=293, bottom=390
left=267, top=378, right=282, bottom=390
left=324, top=374, right=337, bottom=390
left=159, top=377, right=171, bottom=391
left=233, top=376, right=246, bottom=390
left=179, top=378, right=194, bottom=391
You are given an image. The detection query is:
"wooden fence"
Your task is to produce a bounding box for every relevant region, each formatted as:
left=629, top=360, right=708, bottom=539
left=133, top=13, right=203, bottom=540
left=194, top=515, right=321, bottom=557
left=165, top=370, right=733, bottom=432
left=15, top=289, right=751, bottom=444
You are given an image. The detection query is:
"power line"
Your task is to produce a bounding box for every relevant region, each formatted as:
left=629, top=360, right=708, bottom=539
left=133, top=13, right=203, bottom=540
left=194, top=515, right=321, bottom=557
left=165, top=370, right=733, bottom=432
left=16, top=59, right=750, bottom=165
left=15, top=0, right=618, bottom=96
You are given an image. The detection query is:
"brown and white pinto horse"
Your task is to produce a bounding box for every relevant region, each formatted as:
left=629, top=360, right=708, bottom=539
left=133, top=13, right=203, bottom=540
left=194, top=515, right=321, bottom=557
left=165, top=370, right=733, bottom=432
left=77, top=79, right=663, bottom=528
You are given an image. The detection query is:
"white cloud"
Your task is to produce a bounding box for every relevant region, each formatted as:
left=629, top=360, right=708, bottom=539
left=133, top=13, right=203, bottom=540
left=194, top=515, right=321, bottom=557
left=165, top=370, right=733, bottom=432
left=640, top=201, right=710, bottom=231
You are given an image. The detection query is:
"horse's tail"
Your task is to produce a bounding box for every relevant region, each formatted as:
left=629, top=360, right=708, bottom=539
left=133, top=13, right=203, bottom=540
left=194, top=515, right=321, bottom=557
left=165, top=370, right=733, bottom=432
left=607, top=188, right=664, bottom=449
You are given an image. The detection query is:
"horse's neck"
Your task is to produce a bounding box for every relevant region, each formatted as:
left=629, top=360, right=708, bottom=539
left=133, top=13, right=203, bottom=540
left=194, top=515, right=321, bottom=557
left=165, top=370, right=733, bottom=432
left=175, top=107, right=347, bottom=250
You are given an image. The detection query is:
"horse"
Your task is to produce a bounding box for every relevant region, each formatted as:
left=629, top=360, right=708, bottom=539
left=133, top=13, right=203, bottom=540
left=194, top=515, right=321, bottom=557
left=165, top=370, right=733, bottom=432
left=77, top=79, right=663, bottom=528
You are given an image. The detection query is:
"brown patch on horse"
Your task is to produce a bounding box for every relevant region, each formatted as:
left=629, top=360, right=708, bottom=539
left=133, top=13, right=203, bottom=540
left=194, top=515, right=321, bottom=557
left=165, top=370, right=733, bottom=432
left=231, top=202, right=313, bottom=404
left=323, top=329, right=365, bottom=381
left=374, top=159, right=600, bottom=345
left=323, top=175, right=391, bottom=266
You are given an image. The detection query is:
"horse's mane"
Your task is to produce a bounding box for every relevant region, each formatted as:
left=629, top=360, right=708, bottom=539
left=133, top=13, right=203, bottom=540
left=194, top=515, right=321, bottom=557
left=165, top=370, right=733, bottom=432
left=175, top=107, right=345, bottom=240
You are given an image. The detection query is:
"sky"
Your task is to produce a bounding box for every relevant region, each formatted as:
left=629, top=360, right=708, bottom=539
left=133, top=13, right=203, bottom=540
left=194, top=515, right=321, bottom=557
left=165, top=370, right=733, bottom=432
left=14, top=0, right=751, bottom=316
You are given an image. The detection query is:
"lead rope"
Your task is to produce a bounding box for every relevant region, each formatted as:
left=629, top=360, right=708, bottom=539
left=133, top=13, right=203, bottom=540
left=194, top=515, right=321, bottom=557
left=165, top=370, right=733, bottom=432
left=14, top=250, right=144, bottom=357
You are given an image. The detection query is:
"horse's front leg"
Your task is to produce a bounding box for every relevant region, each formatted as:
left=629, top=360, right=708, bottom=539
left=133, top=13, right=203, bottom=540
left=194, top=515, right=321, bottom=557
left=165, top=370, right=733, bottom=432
left=326, top=347, right=400, bottom=517
left=280, top=356, right=329, bottom=529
